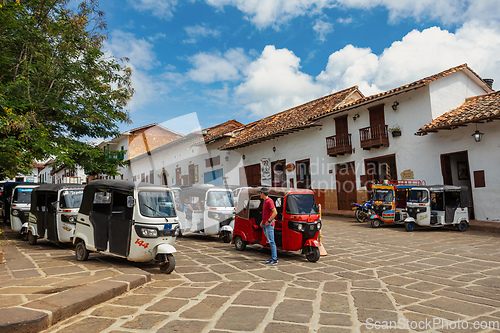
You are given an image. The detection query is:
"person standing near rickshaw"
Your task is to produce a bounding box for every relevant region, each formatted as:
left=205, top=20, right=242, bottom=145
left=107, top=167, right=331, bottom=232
left=183, top=198, right=194, bottom=231
left=259, top=187, right=278, bottom=265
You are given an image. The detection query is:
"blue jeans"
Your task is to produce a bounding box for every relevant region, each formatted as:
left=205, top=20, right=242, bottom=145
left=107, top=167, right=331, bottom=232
left=263, top=224, right=277, bottom=261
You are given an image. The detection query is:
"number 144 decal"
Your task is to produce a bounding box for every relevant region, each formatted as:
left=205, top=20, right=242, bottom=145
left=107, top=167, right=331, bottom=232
left=135, top=238, right=149, bottom=249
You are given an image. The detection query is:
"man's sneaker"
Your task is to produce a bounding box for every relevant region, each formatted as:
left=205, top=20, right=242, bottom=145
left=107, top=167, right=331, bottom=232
left=265, top=258, right=273, bottom=264
left=265, top=260, right=278, bottom=266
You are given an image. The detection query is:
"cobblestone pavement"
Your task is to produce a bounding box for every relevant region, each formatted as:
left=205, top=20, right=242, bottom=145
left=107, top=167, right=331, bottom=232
left=42, top=217, right=500, bottom=333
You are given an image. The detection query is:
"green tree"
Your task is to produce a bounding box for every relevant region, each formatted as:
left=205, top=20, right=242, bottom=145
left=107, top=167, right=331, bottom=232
left=0, top=0, right=133, bottom=180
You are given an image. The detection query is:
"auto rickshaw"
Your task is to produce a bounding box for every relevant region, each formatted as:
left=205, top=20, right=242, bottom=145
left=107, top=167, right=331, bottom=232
left=178, top=185, right=235, bottom=242
left=73, top=180, right=179, bottom=273
left=232, top=187, right=322, bottom=262
left=26, top=184, right=85, bottom=245
left=9, top=183, right=40, bottom=237
left=369, top=180, right=424, bottom=228
left=2, top=181, right=36, bottom=225
left=404, top=185, right=470, bottom=232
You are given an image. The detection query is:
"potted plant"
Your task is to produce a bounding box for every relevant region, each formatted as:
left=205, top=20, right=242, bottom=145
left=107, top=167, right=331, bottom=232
left=389, top=125, right=402, bottom=137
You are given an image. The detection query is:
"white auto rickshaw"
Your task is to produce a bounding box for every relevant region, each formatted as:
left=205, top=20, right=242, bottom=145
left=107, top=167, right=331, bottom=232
left=27, top=184, right=84, bottom=245
left=178, top=185, right=235, bottom=243
left=404, top=185, right=470, bottom=232
left=73, top=180, right=179, bottom=273
left=9, top=183, right=40, bottom=237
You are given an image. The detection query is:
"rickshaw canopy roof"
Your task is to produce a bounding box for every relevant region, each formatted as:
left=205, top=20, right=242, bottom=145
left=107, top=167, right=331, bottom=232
left=3, top=182, right=38, bottom=200
left=179, top=185, right=234, bottom=200
left=79, top=180, right=168, bottom=215
left=411, top=185, right=470, bottom=206
left=33, top=183, right=85, bottom=194
left=236, top=187, right=315, bottom=218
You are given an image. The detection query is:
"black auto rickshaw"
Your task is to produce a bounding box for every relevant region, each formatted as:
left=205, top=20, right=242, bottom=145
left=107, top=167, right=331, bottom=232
left=27, top=184, right=85, bottom=245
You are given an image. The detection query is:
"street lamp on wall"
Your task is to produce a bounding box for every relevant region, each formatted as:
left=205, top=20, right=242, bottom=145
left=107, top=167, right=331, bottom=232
left=391, top=101, right=399, bottom=111
left=273, top=146, right=276, bottom=153
left=472, top=123, right=484, bottom=142
left=353, top=114, right=360, bottom=121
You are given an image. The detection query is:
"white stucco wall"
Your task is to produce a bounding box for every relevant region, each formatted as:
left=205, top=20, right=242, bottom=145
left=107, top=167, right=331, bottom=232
left=429, top=71, right=488, bottom=119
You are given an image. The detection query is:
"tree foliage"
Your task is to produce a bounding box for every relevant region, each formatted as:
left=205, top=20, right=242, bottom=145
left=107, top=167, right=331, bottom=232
left=0, top=0, right=133, bottom=180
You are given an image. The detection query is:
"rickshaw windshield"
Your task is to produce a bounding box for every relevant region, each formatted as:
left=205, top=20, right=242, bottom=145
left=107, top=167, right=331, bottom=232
left=60, top=190, right=83, bottom=208
left=207, top=191, right=234, bottom=207
left=373, top=189, right=394, bottom=202
left=408, top=189, right=429, bottom=203
left=13, top=188, right=33, bottom=203
left=139, top=191, right=176, bottom=218
left=285, top=194, right=318, bottom=215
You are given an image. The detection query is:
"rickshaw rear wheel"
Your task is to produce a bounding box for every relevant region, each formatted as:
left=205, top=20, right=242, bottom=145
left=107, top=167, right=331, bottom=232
left=222, top=231, right=232, bottom=243
left=458, top=221, right=468, bottom=232
left=371, top=219, right=381, bottom=228
left=306, top=247, right=320, bottom=262
left=75, top=240, right=89, bottom=261
left=159, top=254, right=175, bottom=274
left=28, top=231, right=37, bottom=245
left=234, top=236, right=246, bottom=251
left=405, top=222, right=415, bottom=232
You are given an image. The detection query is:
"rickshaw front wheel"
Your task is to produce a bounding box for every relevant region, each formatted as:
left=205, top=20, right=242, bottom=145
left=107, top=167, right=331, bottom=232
left=222, top=231, right=232, bottom=243
left=159, top=254, right=175, bottom=274
left=75, top=241, right=89, bottom=261
left=234, top=236, right=246, bottom=251
left=28, top=231, right=37, bottom=245
left=405, top=222, right=415, bottom=232
left=371, top=219, right=381, bottom=228
left=21, top=232, right=29, bottom=241
left=457, top=221, right=468, bottom=232
left=306, top=247, right=320, bottom=262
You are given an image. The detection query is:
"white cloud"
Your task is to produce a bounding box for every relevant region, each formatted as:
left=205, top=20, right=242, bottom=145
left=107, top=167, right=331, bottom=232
left=204, top=0, right=499, bottom=29
left=313, top=19, right=334, bottom=42
left=106, top=30, right=160, bottom=71
left=184, top=25, right=221, bottom=44
left=105, top=30, right=168, bottom=112
left=317, top=20, right=500, bottom=94
left=205, top=0, right=336, bottom=29
left=127, top=0, right=178, bottom=19
left=235, top=45, right=327, bottom=117
left=187, top=48, right=249, bottom=83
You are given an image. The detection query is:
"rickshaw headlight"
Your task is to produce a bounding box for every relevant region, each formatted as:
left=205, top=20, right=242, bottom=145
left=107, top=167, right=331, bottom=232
left=12, top=209, right=19, bottom=216
left=68, top=216, right=75, bottom=223
left=297, top=223, right=304, bottom=231
left=317, top=222, right=322, bottom=230
left=141, top=228, right=158, bottom=237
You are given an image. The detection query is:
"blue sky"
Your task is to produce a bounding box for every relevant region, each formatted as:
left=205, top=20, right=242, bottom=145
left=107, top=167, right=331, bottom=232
left=98, top=0, right=500, bottom=135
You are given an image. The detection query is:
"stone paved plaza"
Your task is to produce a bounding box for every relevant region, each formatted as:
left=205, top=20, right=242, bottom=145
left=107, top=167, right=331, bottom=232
left=21, top=217, right=500, bottom=332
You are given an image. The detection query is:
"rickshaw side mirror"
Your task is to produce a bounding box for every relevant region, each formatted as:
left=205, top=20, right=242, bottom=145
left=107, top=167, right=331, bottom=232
left=127, top=196, right=134, bottom=208
left=51, top=201, right=59, bottom=210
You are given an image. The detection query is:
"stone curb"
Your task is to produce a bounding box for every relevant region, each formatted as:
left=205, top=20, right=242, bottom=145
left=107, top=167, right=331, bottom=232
left=0, top=269, right=151, bottom=333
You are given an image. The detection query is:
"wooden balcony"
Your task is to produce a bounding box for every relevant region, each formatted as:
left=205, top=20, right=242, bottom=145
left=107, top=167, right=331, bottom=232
left=359, top=124, right=389, bottom=150
left=326, top=134, right=352, bottom=156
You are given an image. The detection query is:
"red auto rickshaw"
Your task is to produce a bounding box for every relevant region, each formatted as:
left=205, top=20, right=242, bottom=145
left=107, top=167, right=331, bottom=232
left=232, top=187, right=322, bottom=262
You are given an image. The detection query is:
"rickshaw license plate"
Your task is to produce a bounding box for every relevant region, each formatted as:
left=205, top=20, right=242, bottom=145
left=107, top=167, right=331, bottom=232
left=163, top=224, right=172, bottom=230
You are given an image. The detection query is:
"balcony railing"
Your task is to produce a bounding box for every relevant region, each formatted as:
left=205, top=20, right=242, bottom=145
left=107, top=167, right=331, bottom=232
left=326, top=134, right=352, bottom=156
left=359, top=124, right=389, bottom=150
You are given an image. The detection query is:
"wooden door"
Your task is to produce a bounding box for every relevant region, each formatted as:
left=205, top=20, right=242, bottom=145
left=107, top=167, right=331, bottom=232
left=369, top=105, right=385, bottom=126
left=336, top=162, right=357, bottom=210
left=243, top=164, right=261, bottom=186
left=296, top=159, right=311, bottom=189
left=188, top=164, right=196, bottom=186
left=335, top=116, right=348, bottom=135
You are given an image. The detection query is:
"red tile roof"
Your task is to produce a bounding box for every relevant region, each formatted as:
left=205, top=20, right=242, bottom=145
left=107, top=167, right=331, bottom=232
left=220, top=86, right=361, bottom=149
left=203, top=119, right=244, bottom=142
left=311, top=63, right=493, bottom=120
left=417, top=90, right=500, bottom=134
